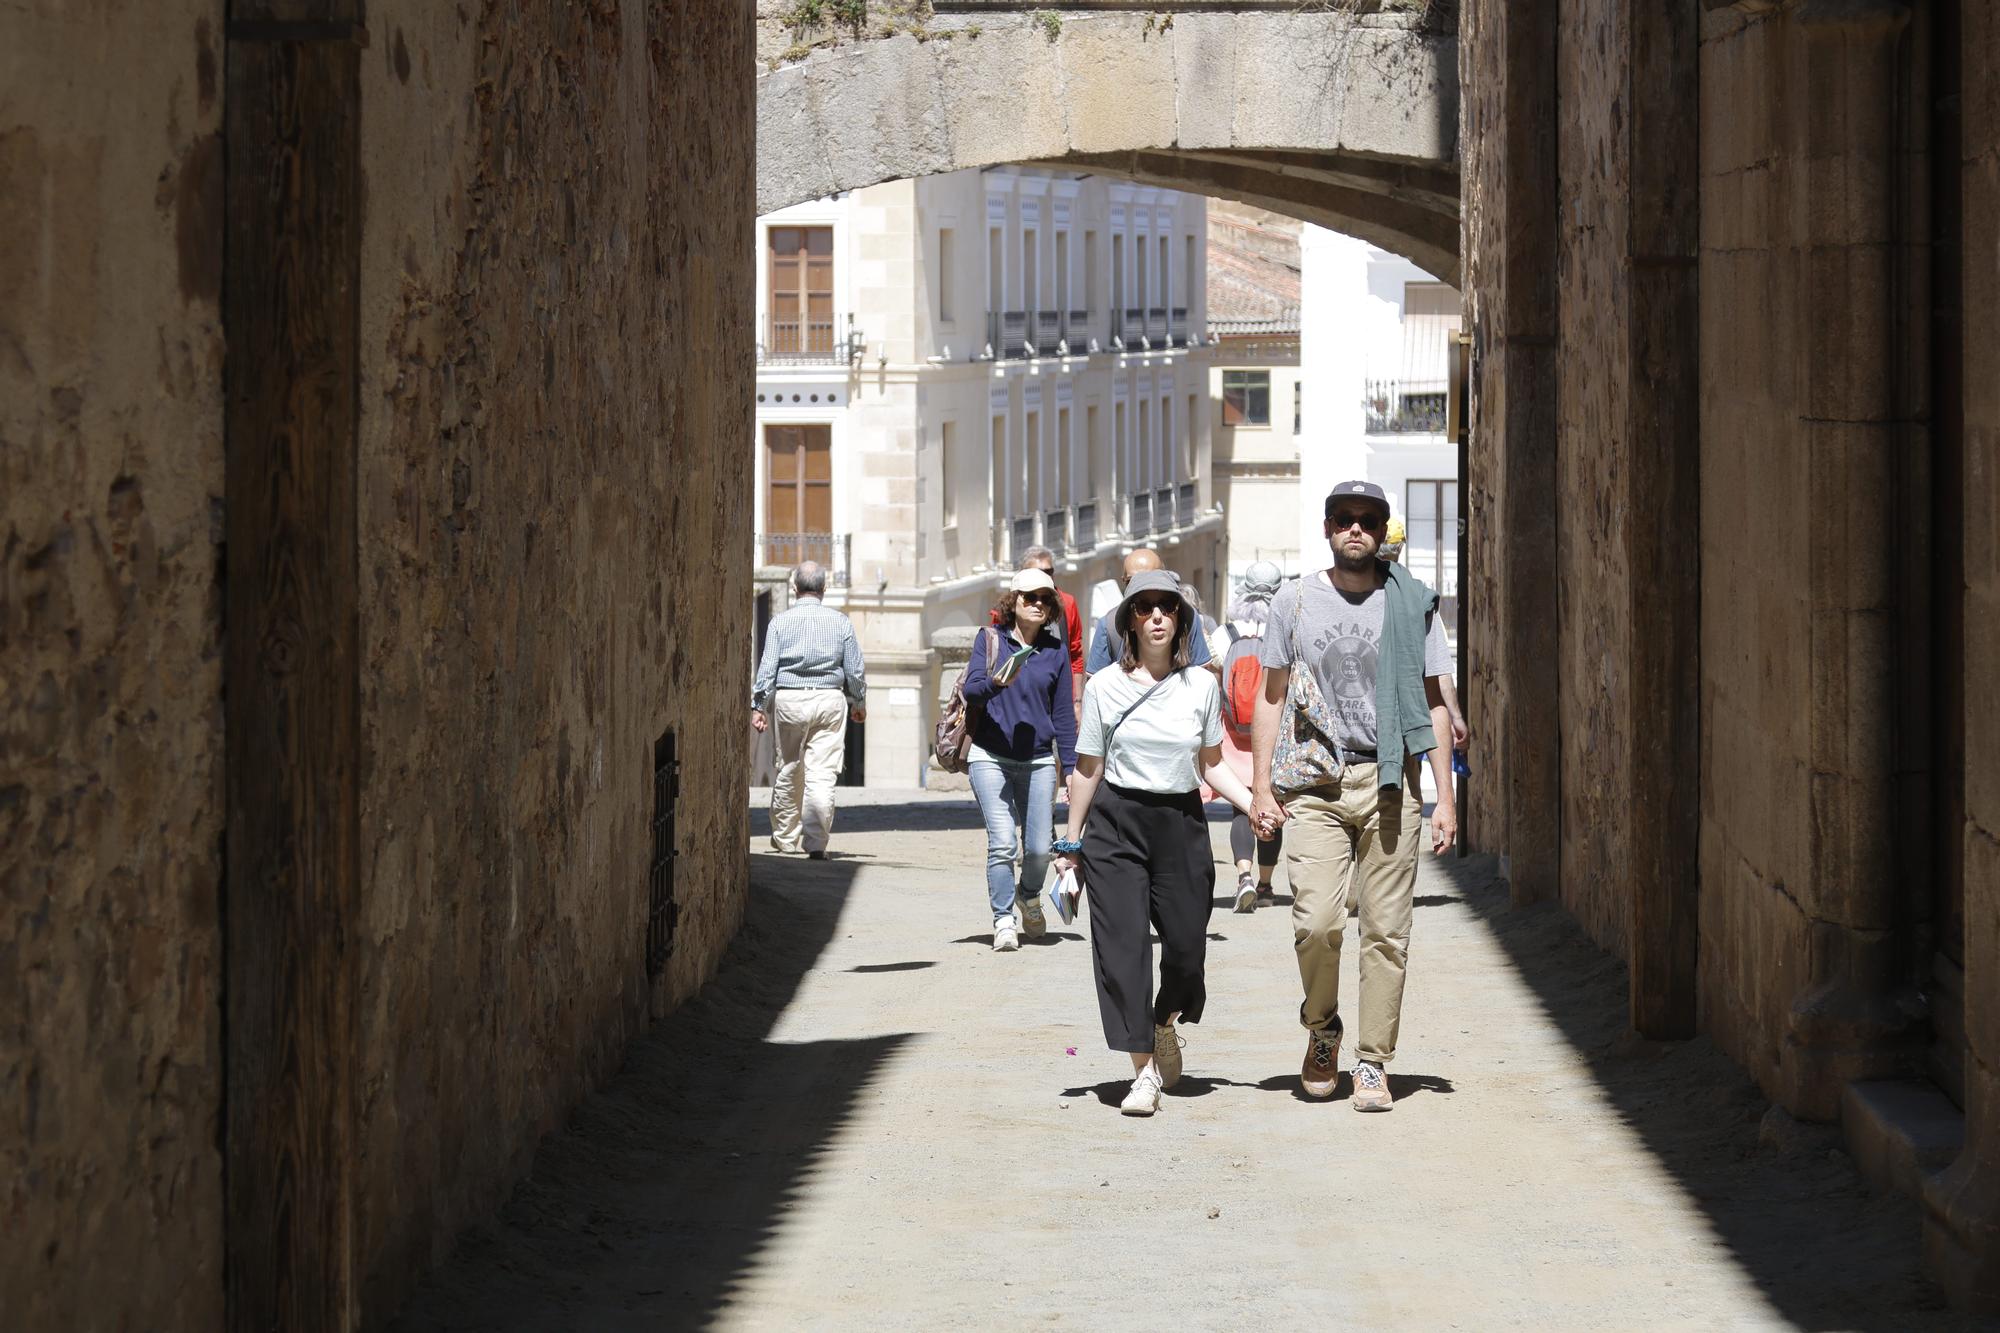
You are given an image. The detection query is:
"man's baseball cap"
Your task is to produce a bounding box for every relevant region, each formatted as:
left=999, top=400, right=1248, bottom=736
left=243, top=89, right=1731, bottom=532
left=1325, top=479, right=1391, bottom=521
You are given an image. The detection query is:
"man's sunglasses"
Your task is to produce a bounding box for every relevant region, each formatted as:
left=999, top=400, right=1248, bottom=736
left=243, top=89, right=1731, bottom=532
left=1130, top=596, right=1180, bottom=618
left=1330, top=510, right=1385, bottom=532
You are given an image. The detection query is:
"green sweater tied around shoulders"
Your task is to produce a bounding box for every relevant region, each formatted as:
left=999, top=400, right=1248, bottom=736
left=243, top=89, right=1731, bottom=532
left=1373, top=561, right=1439, bottom=792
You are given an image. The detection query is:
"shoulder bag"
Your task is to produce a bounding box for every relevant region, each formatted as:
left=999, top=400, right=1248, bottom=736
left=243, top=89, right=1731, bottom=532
left=1268, top=600, right=1344, bottom=801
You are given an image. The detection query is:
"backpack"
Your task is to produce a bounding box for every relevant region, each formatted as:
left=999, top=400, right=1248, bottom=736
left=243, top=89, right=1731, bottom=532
left=1219, top=624, right=1263, bottom=739
left=931, top=628, right=1003, bottom=774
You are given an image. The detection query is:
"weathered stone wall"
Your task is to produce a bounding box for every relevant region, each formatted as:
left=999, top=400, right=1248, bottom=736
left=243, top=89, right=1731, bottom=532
left=1694, top=1, right=1929, bottom=1118
left=1929, top=1, right=2000, bottom=1307
left=1552, top=0, right=1634, bottom=959
left=351, top=0, right=753, bottom=1318
left=1694, top=7, right=1816, bottom=1099
left=1457, top=0, right=1559, bottom=899
left=0, top=3, right=226, bottom=1326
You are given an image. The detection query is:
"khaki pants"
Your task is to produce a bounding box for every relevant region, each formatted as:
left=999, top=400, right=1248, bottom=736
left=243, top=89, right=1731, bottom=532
left=771, top=689, right=849, bottom=853
left=1284, top=759, right=1422, bottom=1064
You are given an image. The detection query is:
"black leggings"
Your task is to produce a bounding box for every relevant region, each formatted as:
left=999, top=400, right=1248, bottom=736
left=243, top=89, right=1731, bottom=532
left=1229, top=813, right=1282, bottom=869
left=1080, top=783, right=1216, bottom=1053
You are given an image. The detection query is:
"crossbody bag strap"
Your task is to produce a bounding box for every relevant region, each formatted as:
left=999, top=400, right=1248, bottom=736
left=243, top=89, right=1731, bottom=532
left=1100, top=669, right=1178, bottom=761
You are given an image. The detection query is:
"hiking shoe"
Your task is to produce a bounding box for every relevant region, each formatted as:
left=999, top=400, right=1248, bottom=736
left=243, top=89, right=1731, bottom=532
left=1256, top=879, right=1278, bottom=903
left=1232, top=872, right=1258, bottom=914
left=1351, top=1059, right=1394, bottom=1112
left=1153, top=1022, right=1185, bottom=1089
left=1301, top=1026, right=1341, bottom=1099
left=993, top=918, right=1020, bottom=952
left=1018, top=892, right=1047, bottom=938
left=1120, top=1065, right=1164, bottom=1116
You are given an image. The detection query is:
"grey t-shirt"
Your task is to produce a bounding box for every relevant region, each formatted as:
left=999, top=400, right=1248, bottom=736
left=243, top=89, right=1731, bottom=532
left=1077, top=666, right=1223, bottom=794
left=1258, top=572, right=1452, bottom=758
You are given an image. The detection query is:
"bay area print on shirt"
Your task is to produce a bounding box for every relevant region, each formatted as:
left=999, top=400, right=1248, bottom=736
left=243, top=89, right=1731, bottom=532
left=1260, top=575, right=1451, bottom=758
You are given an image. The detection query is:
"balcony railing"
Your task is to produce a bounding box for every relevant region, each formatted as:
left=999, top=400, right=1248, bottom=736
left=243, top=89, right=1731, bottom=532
left=1035, top=310, right=1062, bottom=357
left=1042, top=507, right=1069, bottom=552
left=1177, top=481, right=1197, bottom=527
left=1170, top=306, right=1189, bottom=347
left=1364, top=378, right=1449, bottom=434
left=1154, top=486, right=1175, bottom=529
left=985, top=310, right=1034, bottom=360
left=1118, top=307, right=1144, bottom=344
left=1065, top=309, right=1090, bottom=350
left=756, top=531, right=851, bottom=585
left=1147, top=307, right=1167, bottom=342
left=1009, top=514, right=1040, bottom=565
left=1131, top=490, right=1153, bottom=536
left=758, top=313, right=856, bottom=366
left=1074, top=501, right=1098, bottom=549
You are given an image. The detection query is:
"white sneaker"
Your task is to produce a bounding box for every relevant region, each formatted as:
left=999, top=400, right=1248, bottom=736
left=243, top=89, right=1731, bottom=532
left=1018, top=893, right=1047, bottom=938
left=993, top=918, right=1020, bottom=952
left=1120, top=1064, right=1164, bottom=1116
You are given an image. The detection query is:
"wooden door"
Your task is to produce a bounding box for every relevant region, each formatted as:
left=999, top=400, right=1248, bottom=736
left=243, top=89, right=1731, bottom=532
left=768, top=226, right=833, bottom=355
left=765, top=424, right=832, bottom=565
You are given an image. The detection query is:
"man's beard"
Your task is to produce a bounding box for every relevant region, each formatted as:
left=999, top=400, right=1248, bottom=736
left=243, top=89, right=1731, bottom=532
left=1332, top=544, right=1375, bottom=572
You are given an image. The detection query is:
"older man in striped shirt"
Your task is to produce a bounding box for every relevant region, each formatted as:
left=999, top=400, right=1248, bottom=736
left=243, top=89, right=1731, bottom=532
left=752, top=561, right=868, bottom=858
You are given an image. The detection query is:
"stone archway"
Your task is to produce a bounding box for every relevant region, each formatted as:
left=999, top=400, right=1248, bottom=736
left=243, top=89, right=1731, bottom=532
left=756, top=10, right=1460, bottom=281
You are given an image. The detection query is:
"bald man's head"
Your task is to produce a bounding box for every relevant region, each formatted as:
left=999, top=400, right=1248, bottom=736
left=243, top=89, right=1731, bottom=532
left=1122, top=549, right=1163, bottom=585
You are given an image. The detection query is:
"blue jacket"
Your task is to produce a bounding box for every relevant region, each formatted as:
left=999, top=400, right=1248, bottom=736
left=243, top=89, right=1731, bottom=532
left=963, top=626, right=1079, bottom=770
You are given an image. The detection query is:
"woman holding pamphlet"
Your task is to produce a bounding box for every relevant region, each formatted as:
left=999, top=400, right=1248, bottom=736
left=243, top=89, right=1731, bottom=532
left=962, top=567, right=1078, bottom=953
left=1052, top=570, right=1261, bottom=1116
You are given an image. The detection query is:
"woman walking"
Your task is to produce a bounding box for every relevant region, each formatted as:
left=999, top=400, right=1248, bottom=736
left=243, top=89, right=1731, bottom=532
left=1053, top=570, right=1260, bottom=1115
left=964, top=568, right=1078, bottom=952
left=1207, top=561, right=1286, bottom=912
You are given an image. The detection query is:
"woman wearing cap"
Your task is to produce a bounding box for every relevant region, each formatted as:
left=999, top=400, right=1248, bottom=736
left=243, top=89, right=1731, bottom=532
left=1207, top=561, right=1287, bottom=912
left=1052, top=570, right=1260, bottom=1115
left=963, top=568, right=1079, bottom=952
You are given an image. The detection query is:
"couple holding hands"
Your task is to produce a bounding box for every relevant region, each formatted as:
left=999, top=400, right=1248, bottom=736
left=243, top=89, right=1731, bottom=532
left=983, top=480, right=1457, bottom=1117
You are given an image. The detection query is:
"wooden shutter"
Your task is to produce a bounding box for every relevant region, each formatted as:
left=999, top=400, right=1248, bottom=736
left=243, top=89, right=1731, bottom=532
left=764, top=424, right=832, bottom=564
left=767, top=227, right=834, bottom=355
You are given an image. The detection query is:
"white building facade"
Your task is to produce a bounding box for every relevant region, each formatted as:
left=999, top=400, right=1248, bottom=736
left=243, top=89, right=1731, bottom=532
left=753, top=169, right=1221, bottom=787
left=1297, top=227, right=1463, bottom=637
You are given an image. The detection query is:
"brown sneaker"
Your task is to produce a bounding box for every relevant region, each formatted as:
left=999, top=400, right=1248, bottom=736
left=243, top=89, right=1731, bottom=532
left=1153, top=1022, right=1185, bottom=1089
left=1351, top=1059, right=1394, bottom=1111
left=1301, top=1026, right=1340, bottom=1099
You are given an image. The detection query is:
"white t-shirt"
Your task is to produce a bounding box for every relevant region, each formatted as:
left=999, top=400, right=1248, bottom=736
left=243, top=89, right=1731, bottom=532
left=1077, top=666, right=1223, bottom=794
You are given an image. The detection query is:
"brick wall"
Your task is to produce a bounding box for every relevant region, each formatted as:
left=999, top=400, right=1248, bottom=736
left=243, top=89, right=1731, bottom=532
left=0, top=4, right=227, bottom=1326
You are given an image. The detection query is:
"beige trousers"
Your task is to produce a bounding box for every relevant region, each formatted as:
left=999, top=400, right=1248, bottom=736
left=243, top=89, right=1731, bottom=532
left=771, top=689, right=849, bottom=853
left=1283, top=759, right=1423, bottom=1064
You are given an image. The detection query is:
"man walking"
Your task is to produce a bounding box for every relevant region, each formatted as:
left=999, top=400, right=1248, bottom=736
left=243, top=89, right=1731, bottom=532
left=752, top=561, right=867, bottom=859
left=1084, top=548, right=1214, bottom=675
left=1249, top=481, right=1457, bottom=1111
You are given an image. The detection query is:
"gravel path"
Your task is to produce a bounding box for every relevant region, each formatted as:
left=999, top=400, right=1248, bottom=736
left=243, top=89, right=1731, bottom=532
left=391, top=790, right=1980, bottom=1332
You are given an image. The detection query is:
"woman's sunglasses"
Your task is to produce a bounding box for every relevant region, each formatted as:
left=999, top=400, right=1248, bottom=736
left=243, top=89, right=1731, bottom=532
left=1019, top=592, right=1057, bottom=608
left=1130, top=596, right=1180, bottom=618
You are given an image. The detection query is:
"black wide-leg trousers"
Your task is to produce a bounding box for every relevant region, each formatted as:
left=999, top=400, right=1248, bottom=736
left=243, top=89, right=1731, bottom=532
left=1080, top=782, right=1216, bottom=1053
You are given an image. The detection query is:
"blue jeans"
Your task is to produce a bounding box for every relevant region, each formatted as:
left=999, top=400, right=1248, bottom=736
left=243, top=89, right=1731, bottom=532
left=968, top=757, right=1058, bottom=920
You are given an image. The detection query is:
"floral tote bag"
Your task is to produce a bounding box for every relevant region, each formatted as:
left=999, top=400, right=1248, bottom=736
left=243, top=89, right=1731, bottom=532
left=1269, top=613, right=1344, bottom=801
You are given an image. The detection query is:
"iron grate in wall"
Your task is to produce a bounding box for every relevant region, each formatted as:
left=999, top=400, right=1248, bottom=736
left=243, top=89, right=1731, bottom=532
left=648, top=729, right=681, bottom=979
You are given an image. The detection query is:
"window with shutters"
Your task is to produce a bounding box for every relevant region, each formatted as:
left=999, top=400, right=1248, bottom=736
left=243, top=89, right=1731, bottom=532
left=764, top=424, right=832, bottom=564
left=767, top=227, right=834, bottom=357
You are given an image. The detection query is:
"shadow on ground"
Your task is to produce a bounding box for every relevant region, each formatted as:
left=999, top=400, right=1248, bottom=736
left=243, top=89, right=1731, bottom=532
left=749, top=800, right=986, bottom=839
left=1429, top=854, right=1984, bottom=1332
left=386, top=853, right=909, bottom=1333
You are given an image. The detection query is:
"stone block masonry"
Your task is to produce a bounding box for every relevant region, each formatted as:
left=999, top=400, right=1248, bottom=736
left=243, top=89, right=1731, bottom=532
left=2, top=0, right=754, bottom=1326
left=1, top=2, right=228, bottom=1327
